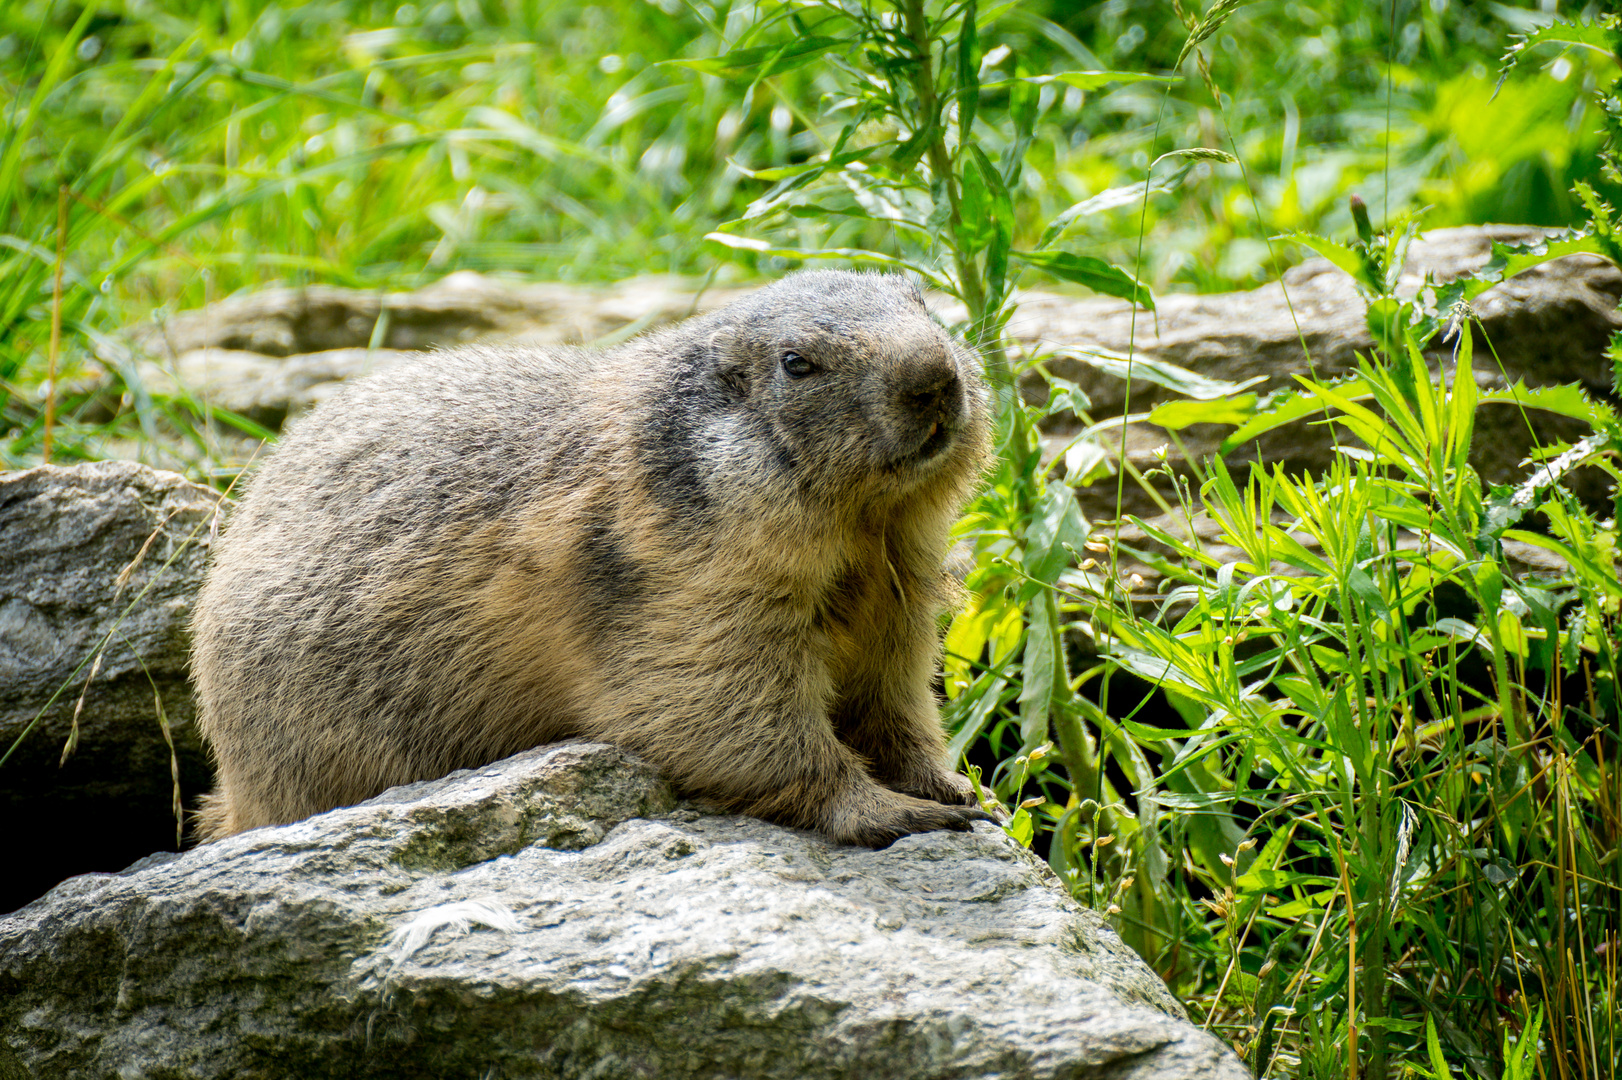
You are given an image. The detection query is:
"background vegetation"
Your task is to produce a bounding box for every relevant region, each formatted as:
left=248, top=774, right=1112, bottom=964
left=4, top=0, right=1620, bottom=1077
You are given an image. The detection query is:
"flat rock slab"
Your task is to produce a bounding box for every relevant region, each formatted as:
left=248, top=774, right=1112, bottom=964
left=0, top=742, right=1248, bottom=1080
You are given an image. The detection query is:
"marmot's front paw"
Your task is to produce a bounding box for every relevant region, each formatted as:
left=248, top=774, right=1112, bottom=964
left=824, top=785, right=994, bottom=848
left=889, top=766, right=978, bottom=807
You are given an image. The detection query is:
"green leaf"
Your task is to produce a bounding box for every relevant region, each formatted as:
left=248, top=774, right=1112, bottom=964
left=1478, top=381, right=1615, bottom=427
left=1425, top=1015, right=1457, bottom=1080
left=1478, top=433, right=1609, bottom=548
left=1610, top=329, right=1622, bottom=398
left=1343, top=566, right=1393, bottom=626
left=1464, top=230, right=1611, bottom=302
left=969, top=146, right=1015, bottom=314
left=1276, top=230, right=1375, bottom=292
left=1043, top=374, right=1093, bottom=416
left=1018, top=591, right=1061, bottom=751
left=956, top=1, right=980, bottom=151
left=1475, top=560, right=1504, bottom=616
left=1013, top=251, right=1154, bottom=308
left=1007, top=806, right=1035, bottom=847
left=1001, top=62, right=1039, bottom=193
left=1024, top=483, right=1089, bottom=585
left=0, top=4, right=98, bottom=228
left=956, top=152, right=997, bottom=257
left=1219, top=378, right=1375, bottom=453
left=666, top=36, right=846, bottom=79
left=978, top=70, right=1176, bottom=91
left=1498, top=20, right=1622, bottom=85
left=703, top=233, right=953, bottom=291
left=1149, top=395, right=1260, bottom=430
left=1447, top=320, right=1478, bottom=473
left=732, top=139, right=887, bottom=183
left=1036, top=179, right=1176, bottom=249
left=1057, top=346, right=1266, bottom=400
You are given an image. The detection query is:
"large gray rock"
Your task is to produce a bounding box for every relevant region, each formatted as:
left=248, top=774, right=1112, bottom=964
left=0, top=742, right=1248, bottom=1080
left=0, top=461, right=221, bottom=911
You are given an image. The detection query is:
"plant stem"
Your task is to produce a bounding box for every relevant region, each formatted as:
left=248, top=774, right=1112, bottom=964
left=895, top=0, right=1011, bottom=385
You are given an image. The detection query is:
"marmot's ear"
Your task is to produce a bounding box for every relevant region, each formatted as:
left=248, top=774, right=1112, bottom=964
left=710, top=326, right=748, bottom=395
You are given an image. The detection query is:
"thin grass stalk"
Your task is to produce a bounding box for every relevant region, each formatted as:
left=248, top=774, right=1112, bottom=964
left=46, top=184, right=66, bottom=465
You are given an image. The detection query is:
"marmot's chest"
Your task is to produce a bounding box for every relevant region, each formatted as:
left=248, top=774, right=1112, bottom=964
left=811, top=541, right=918, bottom=662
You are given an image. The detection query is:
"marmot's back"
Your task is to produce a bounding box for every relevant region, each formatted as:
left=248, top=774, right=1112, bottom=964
left=193, top=270, right=995, bottom=847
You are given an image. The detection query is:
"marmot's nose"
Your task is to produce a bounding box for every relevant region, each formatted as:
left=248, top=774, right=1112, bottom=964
left=896, top=367, right=960, bottom=421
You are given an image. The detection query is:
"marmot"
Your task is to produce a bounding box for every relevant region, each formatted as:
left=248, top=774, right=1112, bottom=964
left=191, top=270, right=993, bottom=847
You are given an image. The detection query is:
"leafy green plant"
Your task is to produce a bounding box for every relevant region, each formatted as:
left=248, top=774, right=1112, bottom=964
left=1115, top=208, right=1622, bottom=1077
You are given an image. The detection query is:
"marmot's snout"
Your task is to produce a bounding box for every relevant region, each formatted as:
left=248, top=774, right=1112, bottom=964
left=890, top=357, right=966, bottom=463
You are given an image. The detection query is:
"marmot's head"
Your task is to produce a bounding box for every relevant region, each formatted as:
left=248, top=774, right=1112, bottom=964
left=707, top=270, right=990, bottom=504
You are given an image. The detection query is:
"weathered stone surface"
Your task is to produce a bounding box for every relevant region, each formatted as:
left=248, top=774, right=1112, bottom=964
left=129, top=270, right=752, bottom=359
left=0, top=461, right=222, bottom=912
left=1004, top=224, right=1621, bottom=517
left=0, top=742, right=1248, bottom=1080
left=119, top=273, right=755, bottom=428
left=139, top=346, right=421, bottom=428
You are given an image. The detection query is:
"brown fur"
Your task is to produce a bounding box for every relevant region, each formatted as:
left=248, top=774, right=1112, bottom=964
left=191, top=270, right=991, bottom=847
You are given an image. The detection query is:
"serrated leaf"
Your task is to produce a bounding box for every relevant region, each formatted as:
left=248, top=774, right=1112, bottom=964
left=1609, top=329, right=1622, bottom=398
left=1013, top=251, right=1153, bottom=308
left=1479, top=432, right=1610, bottom=548
left=1465, top=230, right=1609, bottom=302
left=667, top=36, right=845, bottom=78
left=1479, top=381, right=1615, bottom=427
left=1276, top=230, right=1374, bottom=290
left=1149, top=394, right=1260, bottom=430
left=1499, top=20, right=1622, bottom=82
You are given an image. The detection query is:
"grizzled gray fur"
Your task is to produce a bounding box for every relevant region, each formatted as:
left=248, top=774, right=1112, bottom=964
left=191, top=270, right=993, bottom=847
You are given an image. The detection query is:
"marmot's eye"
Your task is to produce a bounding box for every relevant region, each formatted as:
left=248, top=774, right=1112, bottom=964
left=782, top=351, right=816, bottom=378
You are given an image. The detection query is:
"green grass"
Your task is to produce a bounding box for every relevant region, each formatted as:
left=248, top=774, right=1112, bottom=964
left=4, top=2, right=1620, bottom=1077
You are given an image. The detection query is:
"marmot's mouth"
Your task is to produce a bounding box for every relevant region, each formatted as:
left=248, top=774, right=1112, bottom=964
left=895, top=418, right=955, bottom=469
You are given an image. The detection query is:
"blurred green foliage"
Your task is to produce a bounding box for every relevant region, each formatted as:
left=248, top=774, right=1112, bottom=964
left=3, top=0, right=1605, bottom=468
left=0, top=0, right=1606, bottom=300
